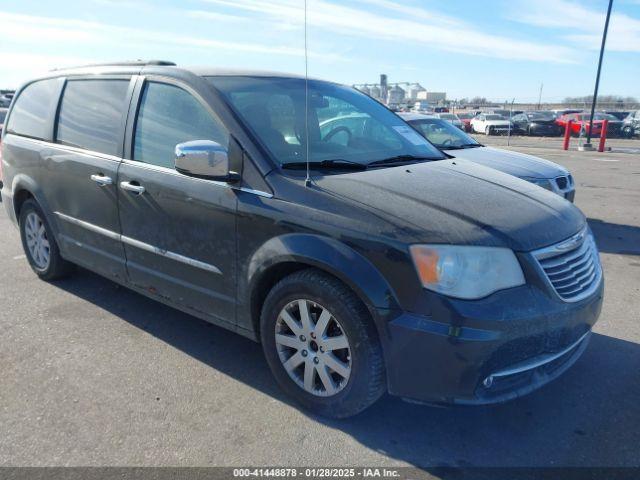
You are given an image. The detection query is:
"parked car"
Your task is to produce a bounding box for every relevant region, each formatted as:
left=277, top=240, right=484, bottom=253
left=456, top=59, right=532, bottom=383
left=512, top=111, right=563, bottom=136
left=622, top=110, right=640, bottom=138
left=433, top=106, right=449, bottom=113
left=1, top=62, right=603, bottom=417
left=487, top=109, right=515, bottom=117
left=551, top=109, right=583, bottom=118
left=0, top=93, right=14, bottom=108
left=0, top=107, right=7, bottom=188
left=411, top=101, right=434, bottom=114
left=400, top=113, right=575, bottom=201
left=456, top=112, right=475, bottom=132
left=556, top=112, right=622, bottom=137
left=434, top=113, right=464, bottom=130
left=470, top=113, right=514, bottom=135
left=604, top=111, right=630, bottom=121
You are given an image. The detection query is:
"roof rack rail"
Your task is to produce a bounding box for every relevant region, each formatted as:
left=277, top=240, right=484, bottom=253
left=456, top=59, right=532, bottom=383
left=51, top=60, right=177, bottom=71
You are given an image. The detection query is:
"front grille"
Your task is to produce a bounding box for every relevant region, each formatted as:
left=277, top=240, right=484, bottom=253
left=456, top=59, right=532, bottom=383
left=533, top=229, right=602, bottom=302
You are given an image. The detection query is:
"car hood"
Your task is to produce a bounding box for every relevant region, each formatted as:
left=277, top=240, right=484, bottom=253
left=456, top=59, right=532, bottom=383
left=443, top=146, right=567, bottom=180
left=314, top=159, right=585, bottom=252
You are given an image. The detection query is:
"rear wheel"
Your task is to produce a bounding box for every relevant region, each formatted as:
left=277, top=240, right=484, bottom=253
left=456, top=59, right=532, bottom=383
left=19, top=199, right=74, bottom=280
left=260, top=269, right=385, bottom=418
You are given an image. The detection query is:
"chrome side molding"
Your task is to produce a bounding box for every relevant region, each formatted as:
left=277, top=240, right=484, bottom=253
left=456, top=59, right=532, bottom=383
left=54, top=212, right=222, bottom=275
left=487, top=330, right=591, bottom=381
left=55, top=212, right=120, bottom=241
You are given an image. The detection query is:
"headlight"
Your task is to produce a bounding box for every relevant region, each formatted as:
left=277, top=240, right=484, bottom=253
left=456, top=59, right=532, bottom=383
left=522, top=177, right=553, bottom=190
left=409, top=245, right=525, bottom=299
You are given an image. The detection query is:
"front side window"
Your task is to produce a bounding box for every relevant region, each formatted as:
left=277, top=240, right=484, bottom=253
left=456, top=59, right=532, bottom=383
left=133, top=82, right=228, bottom=169
left=6, top=78, right=59, bottom=140
left=57, top=79, right=130, bottom=156
left=208, top=76, right=444, bottom=168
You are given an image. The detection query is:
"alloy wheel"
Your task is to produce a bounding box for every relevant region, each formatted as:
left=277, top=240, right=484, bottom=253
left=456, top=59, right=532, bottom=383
left=274, top=299, right=352, bottom=397
left=24, top=211, right=50, bottom=271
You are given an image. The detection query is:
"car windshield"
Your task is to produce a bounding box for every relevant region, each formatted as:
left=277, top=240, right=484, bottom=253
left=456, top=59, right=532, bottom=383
left=408, top=118, right=480, bottom=149
left=485, top=114, right=504, bottom=120
left=526, top=111, right=555, bottom=121
left=207, top=76, right=445, bottom=168
left=439, top=114, right=457, bottom=120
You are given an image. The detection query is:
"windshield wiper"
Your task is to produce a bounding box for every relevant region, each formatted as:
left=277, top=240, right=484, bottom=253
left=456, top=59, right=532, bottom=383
left=281, top=159, right=368, bottom=171
left=441, top=143, right=482, bottom=150
left=367, top=154, right=436, bottom=167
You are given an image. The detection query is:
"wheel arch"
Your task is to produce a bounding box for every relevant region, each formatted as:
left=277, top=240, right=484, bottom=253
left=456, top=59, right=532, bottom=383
left=10, top=175, right=60, bottom=235
left=243, top=233, right=400, bottom=341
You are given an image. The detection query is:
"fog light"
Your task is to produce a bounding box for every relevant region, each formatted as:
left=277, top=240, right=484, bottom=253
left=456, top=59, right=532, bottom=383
left=483, top=376, right=494, bottom=388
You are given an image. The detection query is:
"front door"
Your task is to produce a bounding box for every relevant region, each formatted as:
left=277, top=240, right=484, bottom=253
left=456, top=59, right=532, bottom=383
left=117, top=79, right=237, bottom=326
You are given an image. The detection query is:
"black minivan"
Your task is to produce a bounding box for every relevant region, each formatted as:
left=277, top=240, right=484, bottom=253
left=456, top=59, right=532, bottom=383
left=1, top=62, right=603, bottom=418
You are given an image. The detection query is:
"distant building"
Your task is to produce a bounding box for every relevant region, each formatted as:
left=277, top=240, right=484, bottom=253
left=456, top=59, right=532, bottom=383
left=408, top=84, right=426, bottom=101
left=352, top=75, right=444, bottom=107
left=387, top=85, right=405, bottom=106
left=416, top=91, right=447, bottom=103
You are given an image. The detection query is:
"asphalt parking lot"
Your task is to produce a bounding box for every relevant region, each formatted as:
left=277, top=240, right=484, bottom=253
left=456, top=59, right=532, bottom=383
left=1, top=143, right=639, bottom=471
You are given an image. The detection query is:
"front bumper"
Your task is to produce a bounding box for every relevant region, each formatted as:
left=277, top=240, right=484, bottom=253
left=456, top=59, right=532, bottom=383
left=382, top=277, right=603, bottom=405
left=488, top=126, right=512, bottom=134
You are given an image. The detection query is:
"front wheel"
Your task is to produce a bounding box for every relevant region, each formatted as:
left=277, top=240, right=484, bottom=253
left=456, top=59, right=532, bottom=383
left=485, top=126, right=492, bottom=135
left=19, top=199, right=74, bottom=280
left=260, top=269, right=385, bottom=418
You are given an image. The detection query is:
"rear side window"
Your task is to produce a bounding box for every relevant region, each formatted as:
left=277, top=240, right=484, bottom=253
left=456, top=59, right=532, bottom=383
left=57, top=79, right=130, bottom=156
left=6, top=79, right=59, bottom=140
left=133, top=82, right=228, bottom=168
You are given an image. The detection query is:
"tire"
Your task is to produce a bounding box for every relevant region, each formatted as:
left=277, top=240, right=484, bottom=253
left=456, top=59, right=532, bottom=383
left=260, top=269, right=385, bottom=418
left=485, top=126, right=492, bottom=135
left=19, top=199, right=74, bottom=280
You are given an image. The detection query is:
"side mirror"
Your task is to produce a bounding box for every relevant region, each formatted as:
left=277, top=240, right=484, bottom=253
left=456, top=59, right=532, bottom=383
left=175, top=140, right=239, bottom=182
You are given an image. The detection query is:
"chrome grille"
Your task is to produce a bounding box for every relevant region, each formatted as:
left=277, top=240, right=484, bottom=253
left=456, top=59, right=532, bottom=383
left=533, top=229, right=602, bottom=302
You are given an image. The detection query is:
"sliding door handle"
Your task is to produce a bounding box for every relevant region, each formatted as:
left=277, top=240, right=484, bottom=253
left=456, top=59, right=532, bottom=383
left=120, top=181, right=146, bottom=195
left=90, top=174, right=113, bottom=186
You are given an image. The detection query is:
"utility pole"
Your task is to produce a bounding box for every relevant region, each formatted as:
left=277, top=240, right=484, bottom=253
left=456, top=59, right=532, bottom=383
left=508, top=98, right=515, bottom=146
left=537, top=82, right=543, bottom=110
left=583, top=0, right=614, bottom=150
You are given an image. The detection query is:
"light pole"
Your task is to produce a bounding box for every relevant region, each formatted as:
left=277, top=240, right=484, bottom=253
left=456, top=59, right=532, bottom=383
left=584, top=0, right=614, bottom=149
left=537, top=82, right=543, bottom=110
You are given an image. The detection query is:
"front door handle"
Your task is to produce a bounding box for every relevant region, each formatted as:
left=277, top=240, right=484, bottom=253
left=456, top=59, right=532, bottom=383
left=120, top=181, right=146, bottom=195
left=90, top=174, right=113, bottom=186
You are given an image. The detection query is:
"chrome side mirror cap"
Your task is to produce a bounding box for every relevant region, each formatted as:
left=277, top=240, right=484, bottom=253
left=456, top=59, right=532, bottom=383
left=175, top=140, right=239, bottom=182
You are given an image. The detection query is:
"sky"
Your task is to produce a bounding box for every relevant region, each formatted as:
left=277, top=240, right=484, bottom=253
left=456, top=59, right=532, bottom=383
left=0, top=0, right=639, bottom=102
